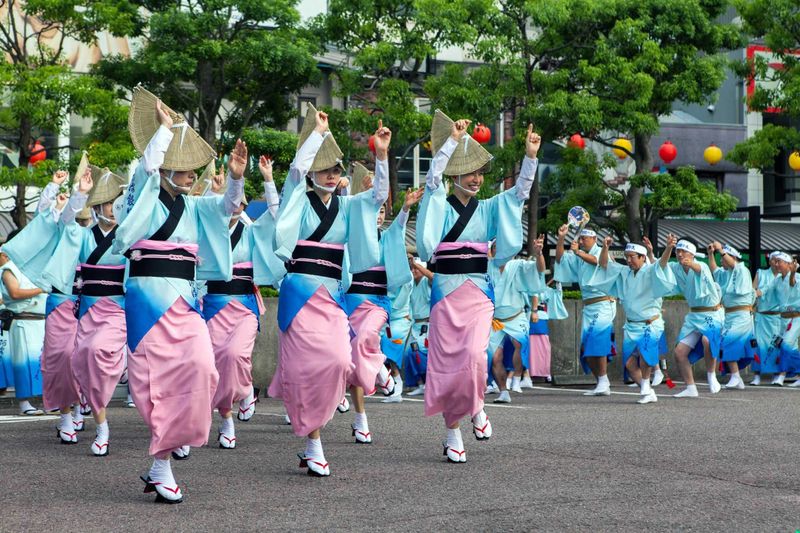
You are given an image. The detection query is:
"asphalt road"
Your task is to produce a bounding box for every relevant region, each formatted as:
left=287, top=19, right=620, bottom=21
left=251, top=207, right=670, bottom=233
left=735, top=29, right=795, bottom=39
left=1, top=383, right=798, bottom=532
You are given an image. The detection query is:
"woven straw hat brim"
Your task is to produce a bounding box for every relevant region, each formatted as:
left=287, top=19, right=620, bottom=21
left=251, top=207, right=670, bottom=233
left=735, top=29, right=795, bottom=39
left=76, top=207, right=93, bottom=221
left=431, top=109, right=454, bottom=155
left=443, top=136, right=493, bottom=176
left=74, top=151, right=90, bottom=186
left=189, top=161, right=216, bottom=196
left=309, top=134, right=344, bottom=173
left=350, top=161, right=372, bottom=195
left=128, top=85, right=215, bottom=172
left=297, top=103, right=319, bottom=150
left=87, top=164, right=128, bottom=207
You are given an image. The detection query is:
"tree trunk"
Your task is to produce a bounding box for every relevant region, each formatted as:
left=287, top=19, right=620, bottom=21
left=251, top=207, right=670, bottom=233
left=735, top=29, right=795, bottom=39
left=13, top=116, right=32, bottom=229
left=627, top=132, right=652, bottom=242
left=197, top=61, right=218, bottom=145
left=12, top=183, right=27, bottom=229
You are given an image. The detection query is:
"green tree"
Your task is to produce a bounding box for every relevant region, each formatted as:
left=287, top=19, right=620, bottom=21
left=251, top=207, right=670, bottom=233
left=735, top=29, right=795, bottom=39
left=427, top=0, right=743, bottom=243
left=313, top=0, right=488, bottom=204
left=95, top=0, right=319, bottom=147
left=728, top=0, right=800, bottom=173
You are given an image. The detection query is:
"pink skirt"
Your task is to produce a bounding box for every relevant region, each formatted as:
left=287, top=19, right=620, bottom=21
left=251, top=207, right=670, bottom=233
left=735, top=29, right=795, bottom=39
left=347, top=301, right=388, bottom=391
left=424, top=281, right=493, bottom=427
left=41, top=301, right=79, bottom=411
left=528, top=334, right=552, bottom=377
left=72, top=298, right=127, bottom=412
left=209, top=300, right=258, bottom=413
left=269, top=287, right=352, bottom=437
left=128, top=298, right=219, bottom=457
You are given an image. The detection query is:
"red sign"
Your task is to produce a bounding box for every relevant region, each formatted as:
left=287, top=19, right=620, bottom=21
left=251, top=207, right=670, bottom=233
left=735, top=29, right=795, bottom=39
left=746, top=44, right=800, bottom=113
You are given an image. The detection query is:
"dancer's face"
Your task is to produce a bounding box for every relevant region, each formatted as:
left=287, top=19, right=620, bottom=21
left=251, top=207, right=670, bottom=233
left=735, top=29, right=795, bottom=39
left=377, top=204, right=386, bottom=226
left=579, top=236, right=596, bottom=252
left=625, top=252, right=646, bottom=271
left=456, top=171, right=484, bottom=196
left=313, top=166, right=342, bottom=190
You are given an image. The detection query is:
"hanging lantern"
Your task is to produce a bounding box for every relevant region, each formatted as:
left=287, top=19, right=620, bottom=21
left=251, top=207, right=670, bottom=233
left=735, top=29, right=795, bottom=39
left=471, top=123, right=491, bottom=144
left=368, top=135, right=376, bottom=154
left=790, top=151, right=800, bottom=171
left=29, top=140, right=46, bottom=165
left=567, top=134, right=585, bottom=150
left=612, top=138, right=632, bottom=159
left=704, top=144, right=723, bottom=166
left=658, top=140, right=677, bottom=164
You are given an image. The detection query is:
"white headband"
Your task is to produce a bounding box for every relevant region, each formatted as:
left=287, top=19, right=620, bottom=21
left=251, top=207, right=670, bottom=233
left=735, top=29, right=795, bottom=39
left=625, top=243, right=647, bottom=256
left=579, top=229, right=596, bottom=238
left=676, top=240, right=705, bottom=258
left=721, top=245, right=741, bottom=260
left=775, top=252, right=793, bottom=263
left=769, top=251, right=781, bottom=259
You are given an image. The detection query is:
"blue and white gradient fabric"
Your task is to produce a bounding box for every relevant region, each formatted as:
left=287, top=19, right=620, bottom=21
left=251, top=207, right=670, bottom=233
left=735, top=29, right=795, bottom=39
left=713, top=262, right=757, bottom=371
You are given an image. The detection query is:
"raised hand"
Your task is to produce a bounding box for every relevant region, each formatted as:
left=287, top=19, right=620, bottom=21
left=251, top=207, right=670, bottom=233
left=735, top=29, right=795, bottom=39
left=666, top=233, right=677, bottom=249
left=156, top=99, right=173, bottom=129
left=403, top=187, right=424, bottom=211
left=258, top=155, right=273, bottom=182
left=558, top=224, right=569, bottom=238
left=361, top=173, right=373, bottom=191
left=570, top=240, right=579, bottom=252
left=314, top=111, right=329, bottom=135
left=373, top=119, right=392, bottom=159
left=77, top=168, right=93, bottom=194
left=526, top=124, right=542, bottom=158
left=228, top=139, right=248, bottom=179
left=532, top=234, right=545, bottom=256
left=679, top=254, right=693, bottom=268
left=451, top=119, right=471, bottom=142
left=52, top=170, right=68, bottom=186
left=55, top=193, right=69, bottom=210
left=603, top=236, right=613, bottom=248
left=337, top=177, right=350, bottom=191
left=643, top=236, right=654, bottom=253
left=211, top=168, right=225, bottom=194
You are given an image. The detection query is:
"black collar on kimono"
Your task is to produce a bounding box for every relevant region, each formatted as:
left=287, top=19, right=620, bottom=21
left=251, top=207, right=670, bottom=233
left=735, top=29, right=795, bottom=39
left=149, top=187, right=186, bottom=242
left=443, top=194, right=478, bottom=243
left=305, top=190, right=339, bottom=243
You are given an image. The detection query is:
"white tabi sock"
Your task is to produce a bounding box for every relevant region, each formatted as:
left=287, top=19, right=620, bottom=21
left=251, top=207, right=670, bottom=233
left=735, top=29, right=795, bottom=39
left=19, top=400, right=34, bottom=412
left=730, top=371, right=741, bottom=381
left=149, top=458, right=175, bottom=485
left=377, top=366, right=391, bottom=388
left=686, top=384, right=698, bottom=394
left=447, top=428, right=464, bottom=451
left=96, top=421, right=109, bottom=440
left=472, top=410, right=487, bottom=427
left=72, top=405, right=84, bottom=423
left=59, top=413, right=73, bottom=432
left=354, top=412, right=369, bottom=432
left=640, top=380, right=652, bottom=396
left=394, top=376, right=403, bottom=393
left=511, top=376, right=521, bottom=389
left=597, top=375, right=610, bottom=388
left=305, top=437, right=325, bottom=462
left=707, top=371, right=718, bottom=384
left=220, top=415, right=234, bottom=436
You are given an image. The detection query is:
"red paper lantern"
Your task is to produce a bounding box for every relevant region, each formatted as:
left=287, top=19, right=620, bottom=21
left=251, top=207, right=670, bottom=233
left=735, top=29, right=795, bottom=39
left=29, top=141, right=46, bottom=165
left=471, top=123, right=491, bottom=144
left=368, top=135, right=376, bottom=154
left=658, top=140, right=677, bottom=164
left=568, top=133, right=585, bottom=150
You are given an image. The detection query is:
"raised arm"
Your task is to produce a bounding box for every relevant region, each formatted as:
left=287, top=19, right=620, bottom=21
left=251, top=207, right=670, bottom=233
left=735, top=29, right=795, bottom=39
left=555, top=224, right=569, bottom=263
left=371, top=120, right=391, bottom=206
left=599, top=236, right=612, bottom=269
left=531, top=233, right=546, bottom=272
left=60, top=169, right=93, bottom=225
left=38, top=171, right=67, bottom=214
left=425, top=119, right=466, bottom=191
left=514, top=124, right=541, bottom=201
left=706, top=241, right=720, bottom=271
left=258, top=156, right=280, bottom=219
left=659, top=234, right=677, bottom=269
left=413, top=260, right=434, bottom=281
left=223, top=138, right=247, bottom=215
left=642, top=236, right=656, bottom=264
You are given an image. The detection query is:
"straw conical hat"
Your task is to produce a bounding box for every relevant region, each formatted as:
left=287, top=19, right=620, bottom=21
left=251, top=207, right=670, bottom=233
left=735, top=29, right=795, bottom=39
left=296, top=103, right=344, bottom=172
left=431, top=109, right=454, bottom=155
left=74, top=151, right=90, bottom=186
left=128, top=85, right=216, bottom=171
left=190, top=161, right=215, bottom=196
left=350, top=162, right=372, bottom=195
left=444, top=136, right=493, bottom=176
left=87, top=165, right=127, bottom=207
left=75, top=207, right=93, bottom=221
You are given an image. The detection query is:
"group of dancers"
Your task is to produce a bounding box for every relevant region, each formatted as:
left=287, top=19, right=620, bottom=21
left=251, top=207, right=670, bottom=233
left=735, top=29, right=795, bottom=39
left=0, top=86, right=797, bottom=504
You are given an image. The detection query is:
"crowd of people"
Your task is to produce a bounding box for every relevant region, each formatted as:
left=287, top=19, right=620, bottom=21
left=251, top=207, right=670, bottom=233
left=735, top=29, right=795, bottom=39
left=0, top=87, right=797, bottom=504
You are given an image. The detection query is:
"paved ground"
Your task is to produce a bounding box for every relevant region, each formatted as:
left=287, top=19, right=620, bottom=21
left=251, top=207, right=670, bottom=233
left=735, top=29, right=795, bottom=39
left=1, top=382, right=799, bottom=532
